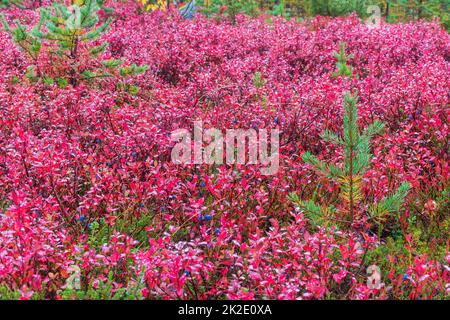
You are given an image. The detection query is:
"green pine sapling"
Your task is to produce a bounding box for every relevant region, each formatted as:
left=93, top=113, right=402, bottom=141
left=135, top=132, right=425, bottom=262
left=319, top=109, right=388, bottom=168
left=332, top=42, right=353, bottom=78
left=289, top=42, right=411, bottom=232
left=1, top=0, right=148, bottom=92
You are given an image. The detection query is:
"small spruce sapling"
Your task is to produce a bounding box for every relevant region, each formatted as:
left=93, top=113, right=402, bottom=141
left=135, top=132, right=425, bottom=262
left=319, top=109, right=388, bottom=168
left=289, top=42, right=411, bottom=231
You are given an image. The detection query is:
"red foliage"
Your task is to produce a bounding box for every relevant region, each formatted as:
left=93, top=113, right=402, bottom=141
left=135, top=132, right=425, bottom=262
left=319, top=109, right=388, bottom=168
left=0, top=1, right=448, bottom=299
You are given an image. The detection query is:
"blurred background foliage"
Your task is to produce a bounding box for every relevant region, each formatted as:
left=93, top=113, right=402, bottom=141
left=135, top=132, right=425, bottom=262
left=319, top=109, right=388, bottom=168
left=140, top=0, right=449, bottom=30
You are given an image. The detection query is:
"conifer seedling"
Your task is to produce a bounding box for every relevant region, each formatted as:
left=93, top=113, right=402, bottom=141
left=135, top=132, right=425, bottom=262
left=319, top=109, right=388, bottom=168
left=289, top=42, right=411, bottom=231
left=1, top=0, right=147, bottom=90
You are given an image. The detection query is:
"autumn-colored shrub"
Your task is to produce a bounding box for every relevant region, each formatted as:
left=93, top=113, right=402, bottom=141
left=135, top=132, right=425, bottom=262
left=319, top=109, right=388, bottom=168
left=0, top=1, right=448, bottom=299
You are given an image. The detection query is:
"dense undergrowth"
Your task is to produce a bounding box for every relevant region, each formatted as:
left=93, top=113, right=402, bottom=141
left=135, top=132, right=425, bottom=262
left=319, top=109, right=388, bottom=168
left=0, top=1, right=448, bottom=299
